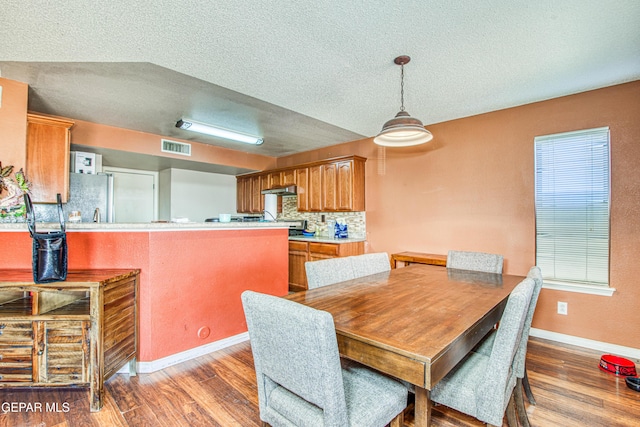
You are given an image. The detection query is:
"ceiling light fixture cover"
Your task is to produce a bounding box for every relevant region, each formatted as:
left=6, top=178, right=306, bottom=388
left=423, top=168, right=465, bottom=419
left=374, top=56, right=433, bottom=147
left=176, top=119, right=264, bottom=145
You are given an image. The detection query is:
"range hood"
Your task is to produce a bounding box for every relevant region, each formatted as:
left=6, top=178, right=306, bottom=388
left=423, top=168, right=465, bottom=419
left=261, top=185, right=297, bottom=195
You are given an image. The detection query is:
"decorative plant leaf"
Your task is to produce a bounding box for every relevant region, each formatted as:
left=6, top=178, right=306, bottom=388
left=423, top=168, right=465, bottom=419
left=1, top=164, right=14, bottom=177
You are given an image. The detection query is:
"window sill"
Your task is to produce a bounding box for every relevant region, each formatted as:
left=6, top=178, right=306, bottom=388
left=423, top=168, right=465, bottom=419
left=542, top=280, right=616, bottom=296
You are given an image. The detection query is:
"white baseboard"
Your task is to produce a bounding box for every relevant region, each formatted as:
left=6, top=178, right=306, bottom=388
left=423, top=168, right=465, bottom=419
left=117, top=332, right=250, bottom=374
left=530, top=328, right=640, bottom=360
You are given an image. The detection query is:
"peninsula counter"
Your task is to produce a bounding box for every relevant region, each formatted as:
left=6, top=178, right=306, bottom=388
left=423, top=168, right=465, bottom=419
left=0, top=222, right=292, bottom=371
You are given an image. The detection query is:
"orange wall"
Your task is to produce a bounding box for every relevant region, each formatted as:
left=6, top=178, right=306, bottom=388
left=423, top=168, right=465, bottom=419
left=72, top=119, right=277, bottom=172
left=278, top=81, right=640, bottom=350
left=0, top=228, right=289, bottom=361
left=0, top=78, right=28, bottom=170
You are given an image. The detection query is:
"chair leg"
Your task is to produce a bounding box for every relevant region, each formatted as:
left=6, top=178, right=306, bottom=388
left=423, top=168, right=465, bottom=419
left=505, top=392, right=518, bottom=427
left=522, top=366, right=536, bottom=405
left=514, top=378, right=531, bottom=427
left=389, top=411, right=404, bottom=427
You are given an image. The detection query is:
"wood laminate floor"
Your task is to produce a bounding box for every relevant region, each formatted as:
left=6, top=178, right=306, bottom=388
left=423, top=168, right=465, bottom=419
left=1, top=337, right=638, bottom=426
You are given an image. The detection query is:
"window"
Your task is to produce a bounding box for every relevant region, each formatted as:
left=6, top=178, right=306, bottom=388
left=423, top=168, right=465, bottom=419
left=534, top=127, right=612, bottom=295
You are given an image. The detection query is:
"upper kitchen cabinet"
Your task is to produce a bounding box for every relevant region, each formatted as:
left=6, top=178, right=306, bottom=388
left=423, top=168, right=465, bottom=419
left=237, top=175, right=265, bottom=214
left=282, top=169, right=296, bottom=186
left=295, top=167, right=309, bottom=211
left=336, top=158, right=364, bottom=211
left=313, top=156, right=365, bottom=212
left=308, top=165, right=323, bottom=212
left=236, top=155, right=366, bottom=214
left=26, top=113, right=74, bottom=203
left=267, top=169, right=295, bottom=188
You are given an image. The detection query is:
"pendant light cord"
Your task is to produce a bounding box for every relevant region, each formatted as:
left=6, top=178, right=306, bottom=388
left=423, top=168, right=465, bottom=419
left=400, top=64, right=405, bottom=112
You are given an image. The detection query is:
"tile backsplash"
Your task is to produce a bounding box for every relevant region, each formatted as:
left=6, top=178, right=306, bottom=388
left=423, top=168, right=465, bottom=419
left=279, top=196, right=366, bottom=238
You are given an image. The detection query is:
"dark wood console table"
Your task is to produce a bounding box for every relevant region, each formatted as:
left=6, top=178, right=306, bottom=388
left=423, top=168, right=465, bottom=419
left=390, top=251, right=447, bottom=269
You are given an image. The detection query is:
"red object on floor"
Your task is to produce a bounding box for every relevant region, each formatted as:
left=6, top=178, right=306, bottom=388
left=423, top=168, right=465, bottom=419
left=599, top=354, right=637, bottom=376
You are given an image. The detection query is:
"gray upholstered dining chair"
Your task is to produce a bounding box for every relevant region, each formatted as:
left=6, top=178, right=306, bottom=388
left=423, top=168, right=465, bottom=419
left=350, top=252, right=391, bottom=278
left=474, top=266, right=543, bottom=427
left=305, top=257, right=355, bottom=289
left=446, top=250, right=504, bottom=274
left=428, top=277, right=535, bottom=427
left=241, top=290, right=407, bottom=427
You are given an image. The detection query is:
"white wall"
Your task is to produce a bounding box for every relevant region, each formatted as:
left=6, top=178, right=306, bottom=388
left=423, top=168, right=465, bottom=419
left=159, top=169, right=237, bottom=222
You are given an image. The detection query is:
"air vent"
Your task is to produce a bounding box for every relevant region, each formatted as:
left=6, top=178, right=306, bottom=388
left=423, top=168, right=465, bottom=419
left=161, top=139, right=191, bottom=156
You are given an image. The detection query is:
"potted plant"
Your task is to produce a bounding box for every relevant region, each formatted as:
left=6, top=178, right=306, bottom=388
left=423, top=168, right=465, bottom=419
left=0, top=162, right=31, bottom=222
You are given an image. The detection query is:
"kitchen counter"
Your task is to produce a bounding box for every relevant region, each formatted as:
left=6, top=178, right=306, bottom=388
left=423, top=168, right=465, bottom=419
left=0, top=221, right=299, bottom=232
left=0, top=224, right=289, bottom=370
left=288, top=235, right=366, bottom=244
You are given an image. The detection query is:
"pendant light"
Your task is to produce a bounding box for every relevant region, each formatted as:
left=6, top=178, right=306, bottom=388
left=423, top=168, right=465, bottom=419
left=373, top=56, right=433, bottom=147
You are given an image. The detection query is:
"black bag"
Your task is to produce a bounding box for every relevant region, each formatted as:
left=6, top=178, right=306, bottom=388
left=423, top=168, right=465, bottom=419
left=24, top=193, right=68, bottom=283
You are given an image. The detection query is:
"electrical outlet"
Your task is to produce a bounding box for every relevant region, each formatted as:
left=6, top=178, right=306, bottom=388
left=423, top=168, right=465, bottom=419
left=557, top=301, right=568, bottom=315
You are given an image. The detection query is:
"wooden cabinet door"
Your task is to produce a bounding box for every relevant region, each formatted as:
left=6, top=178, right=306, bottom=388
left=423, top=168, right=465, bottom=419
left=268, top=171, right=282, bottom=188
left=288, top=241, right=309, bottom=292
left=250, top=175, right=263, bottom=213
left=336, top=160, right=354, bottom=210
left=26, top=114, right=74, bottom=203
left=236, top=177, right=247, bottom=213
left=282, top=169, right=296, bottom=186
left=295, top=167, right=309, bottom=211
left=39, top=320, right=89, bottom=384
left=321, top=163, right=337, bottom=211
left=308, top=165, right=322, bottom=211
left=0, top=321, right=35, bottom=382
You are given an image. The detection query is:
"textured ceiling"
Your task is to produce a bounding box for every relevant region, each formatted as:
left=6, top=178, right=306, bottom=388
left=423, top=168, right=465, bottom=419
left=1, top=1, right=639, bottom=160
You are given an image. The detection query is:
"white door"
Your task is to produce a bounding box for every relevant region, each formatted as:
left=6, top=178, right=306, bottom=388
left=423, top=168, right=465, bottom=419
left=103, top=167, right=158, bottom=223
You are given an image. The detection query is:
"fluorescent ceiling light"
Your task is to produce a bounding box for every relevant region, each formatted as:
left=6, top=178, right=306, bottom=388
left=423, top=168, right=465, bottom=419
left=176, top=119, right=264, bottom=145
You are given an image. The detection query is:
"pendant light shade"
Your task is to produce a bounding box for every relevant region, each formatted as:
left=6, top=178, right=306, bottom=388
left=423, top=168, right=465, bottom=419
left=374, top=56, right=433, bottom=147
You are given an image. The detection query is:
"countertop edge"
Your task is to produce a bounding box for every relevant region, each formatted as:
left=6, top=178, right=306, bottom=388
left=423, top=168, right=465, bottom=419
left=288, top=236, right=366, bottom=244
left=0, top=222, right=298, bottom=232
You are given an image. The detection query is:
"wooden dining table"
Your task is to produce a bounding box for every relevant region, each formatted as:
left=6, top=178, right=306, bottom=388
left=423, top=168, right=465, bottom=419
left=285, top=263, right=524, bottom=427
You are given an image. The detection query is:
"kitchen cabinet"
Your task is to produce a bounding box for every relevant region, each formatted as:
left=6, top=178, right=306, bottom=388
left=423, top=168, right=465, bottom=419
left=26, top=113, right=74, bottom=203
left=313, top=158, right=364, bottom=212
left=0, top=269, right=139, bottom=411
left=250, top=175, right=263, bottom=213
left=237, top=175, right=262, bottom=214
left=295, top=167, right=309, bottom=211
left=336, top=160, right=359, bottom=210
left=288, top=241, right=309, bottom=292
left=288, top=240, right=364, bottom=292
left=268, top=171, right=281, bottom=188
left=236, top=155, right=366, bottom=213
left=321, top=162, right=337, bottom=211
left=236, top=176, right=247, bottom=213
left=308, top=165, right=323, bottom=211
left=282, top=169, right=296, bottom=186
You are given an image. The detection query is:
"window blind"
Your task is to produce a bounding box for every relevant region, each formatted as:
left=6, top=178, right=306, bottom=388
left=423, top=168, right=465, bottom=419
left=534, top=127, right=610, bottom=286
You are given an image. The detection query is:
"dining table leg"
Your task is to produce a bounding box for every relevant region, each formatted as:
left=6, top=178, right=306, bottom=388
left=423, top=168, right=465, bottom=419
left=414, top=386, right=431, bottom=427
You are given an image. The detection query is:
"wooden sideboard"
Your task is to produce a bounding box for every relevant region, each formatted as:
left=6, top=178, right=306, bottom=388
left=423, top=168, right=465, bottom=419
left=0, top=269, right=139, bottom=411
